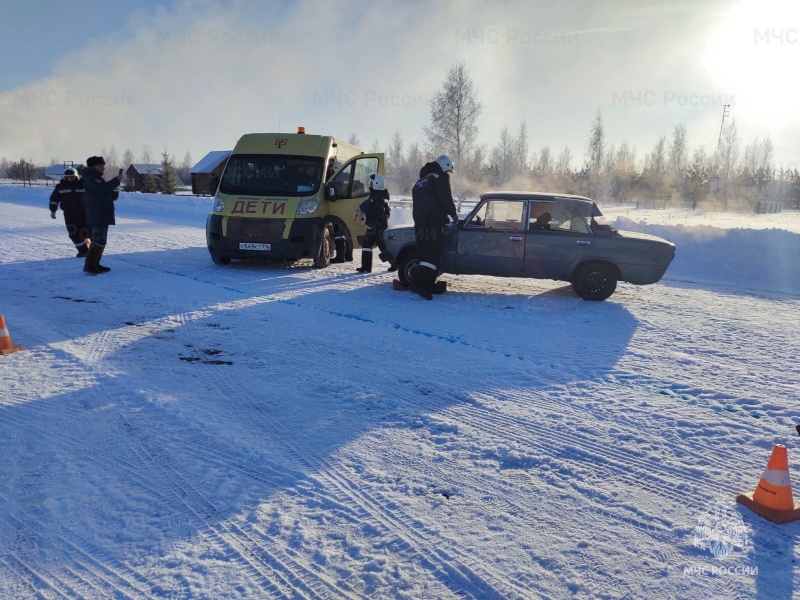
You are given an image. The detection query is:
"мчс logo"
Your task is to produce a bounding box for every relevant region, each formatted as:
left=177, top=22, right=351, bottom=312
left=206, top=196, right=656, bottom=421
left=692, top=493, right=749, bottom=559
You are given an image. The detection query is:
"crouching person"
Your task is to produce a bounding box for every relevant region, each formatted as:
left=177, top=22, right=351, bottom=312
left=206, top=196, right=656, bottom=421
left=49, top=167, right=90, bottom=257
left=355, top=173, right=393, bottom=273
left=83, top=156, right=124, bottom=275
left=410, top=155, right=458, bottom=300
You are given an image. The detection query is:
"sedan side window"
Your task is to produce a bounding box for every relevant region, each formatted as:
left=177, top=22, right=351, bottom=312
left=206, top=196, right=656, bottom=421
left=551, top=200, right=592, bottom=233
left=529, top=201, right=554, bottom=231
left=466, top=203, right=487, bottom=227
left=483, top=200, right=525, bottom=231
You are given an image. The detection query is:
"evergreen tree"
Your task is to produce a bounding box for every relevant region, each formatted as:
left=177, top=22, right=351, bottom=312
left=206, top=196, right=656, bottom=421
left=160, top=149, right=179, bottom=194
left=5, top=159, right=25, bottom=180
left=143, top=172, right=159, bottom=193
left=686, top=146, right=711, bottom=209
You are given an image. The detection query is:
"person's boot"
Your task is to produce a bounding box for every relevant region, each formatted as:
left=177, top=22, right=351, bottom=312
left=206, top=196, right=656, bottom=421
left=356, top=250, right=373, bottom=273
left=83, top=243, right=103, bottom=274
left=431, top=280, right=447, bottom=294
left=95, top=244, right=110, bottom=273
left=378, top=251, right=397, bottom=272
left=332, top=236, right=346, bottom=263
left=408, top=264, right=434, bottom=300
left=75, top=242, right=89, bottom=258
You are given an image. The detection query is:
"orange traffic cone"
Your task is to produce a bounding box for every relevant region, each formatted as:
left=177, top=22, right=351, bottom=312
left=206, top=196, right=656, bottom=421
left=736, top=444, right=800, bottom=524
left=0, top=315, right=23, bottom=355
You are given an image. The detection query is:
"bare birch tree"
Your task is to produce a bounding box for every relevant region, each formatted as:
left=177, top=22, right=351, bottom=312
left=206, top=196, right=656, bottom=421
left=423, top=60, right=482, bottom=178
left=585, top=110, right=605, bottom=174
left=668, top=124, right=688, bottom=174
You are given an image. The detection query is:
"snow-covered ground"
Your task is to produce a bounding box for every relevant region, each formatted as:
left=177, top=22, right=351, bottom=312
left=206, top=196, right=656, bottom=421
left=1, top=184, right=799, bottom=599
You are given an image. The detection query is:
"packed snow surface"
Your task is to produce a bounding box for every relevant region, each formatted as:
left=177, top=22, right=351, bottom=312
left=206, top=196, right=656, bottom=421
left=1, top=185, right=799, bottom=599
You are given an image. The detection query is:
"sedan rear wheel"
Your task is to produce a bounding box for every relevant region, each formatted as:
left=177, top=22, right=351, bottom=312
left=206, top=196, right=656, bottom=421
left=572, top=262, right=618, bottom=301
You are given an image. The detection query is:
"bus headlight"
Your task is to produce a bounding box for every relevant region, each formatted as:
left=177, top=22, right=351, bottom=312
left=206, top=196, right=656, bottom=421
left=212, top=196, right=224, bottom=212
left=296, top=196, right=320, bottom=215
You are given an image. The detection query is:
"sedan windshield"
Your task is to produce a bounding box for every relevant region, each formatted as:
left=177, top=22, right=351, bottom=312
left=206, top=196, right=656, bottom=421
left=220, top=154, right=324, bottom=197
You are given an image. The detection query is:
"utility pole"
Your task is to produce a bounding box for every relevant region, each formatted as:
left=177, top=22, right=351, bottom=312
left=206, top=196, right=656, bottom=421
left=711, top=104, right=730, bottom=197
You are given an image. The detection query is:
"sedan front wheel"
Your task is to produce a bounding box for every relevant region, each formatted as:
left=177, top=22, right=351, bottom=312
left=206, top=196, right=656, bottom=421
left=397, top=251, right=420, bottom=289
left=571, top=262, right=618, bottom=301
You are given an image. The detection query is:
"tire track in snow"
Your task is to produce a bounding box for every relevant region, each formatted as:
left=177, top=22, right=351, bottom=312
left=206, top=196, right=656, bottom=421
left=116, top=412, right=344, bottom=600
left=0, top=346, right=324, bottom=599
left=167, top=291, right=527, bottom=599
left=0, top=490, right=149, bottom=599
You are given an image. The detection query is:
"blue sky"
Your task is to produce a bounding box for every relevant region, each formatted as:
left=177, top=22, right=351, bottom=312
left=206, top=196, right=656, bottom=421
left=1, top=0, right=798, bottom=170
left=1, top=1, right=169, bottom=91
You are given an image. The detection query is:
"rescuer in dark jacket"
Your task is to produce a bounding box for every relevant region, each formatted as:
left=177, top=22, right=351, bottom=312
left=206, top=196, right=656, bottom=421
left=409, top=155, right=458, bottom=299
left=83, top=156, right=124, bottom=275
left=49, top=167, right=90, bottom=257
left=355, top=173, right=392, bottom=273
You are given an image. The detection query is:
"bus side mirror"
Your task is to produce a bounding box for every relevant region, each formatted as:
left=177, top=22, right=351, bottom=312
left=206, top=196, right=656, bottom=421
left=209, top=175, right=220, bottom=196
left=325, top=185, right=337, bottom=202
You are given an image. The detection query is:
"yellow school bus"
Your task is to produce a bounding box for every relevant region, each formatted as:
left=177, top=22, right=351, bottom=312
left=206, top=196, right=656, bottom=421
left=206, top=128, right=384, bottom=266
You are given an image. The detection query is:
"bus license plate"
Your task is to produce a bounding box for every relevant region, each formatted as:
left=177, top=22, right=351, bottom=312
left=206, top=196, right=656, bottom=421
left=239, top=243, right=271, bottom=251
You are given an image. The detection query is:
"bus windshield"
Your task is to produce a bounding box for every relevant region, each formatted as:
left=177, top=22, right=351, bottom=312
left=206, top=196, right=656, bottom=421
left=220, top=154, right=325, bottom=197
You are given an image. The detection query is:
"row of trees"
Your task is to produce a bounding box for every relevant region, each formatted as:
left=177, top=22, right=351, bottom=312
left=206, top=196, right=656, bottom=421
left=4, top=62, right=798, bottom=208
left=1, top=147, right=192, bottom=194
left=380, top=61, right=800, bottom=211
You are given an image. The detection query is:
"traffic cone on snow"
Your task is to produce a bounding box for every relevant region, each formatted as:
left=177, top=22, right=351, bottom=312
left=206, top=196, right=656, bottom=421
left=736, top=444, right=800, bottom=524
left=0, top=315, right=23, bottom=355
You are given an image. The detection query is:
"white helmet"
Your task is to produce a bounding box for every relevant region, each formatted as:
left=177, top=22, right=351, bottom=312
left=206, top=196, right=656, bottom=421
left=435, top=155, right=455, bottom=173
left=369, top=173, right=385, bottom=191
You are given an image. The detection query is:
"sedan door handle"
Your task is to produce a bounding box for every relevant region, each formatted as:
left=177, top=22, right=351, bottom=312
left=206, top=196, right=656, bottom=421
left=509, top=236, right=523, bottom=241
left=576, top=240, right=590, bottom=246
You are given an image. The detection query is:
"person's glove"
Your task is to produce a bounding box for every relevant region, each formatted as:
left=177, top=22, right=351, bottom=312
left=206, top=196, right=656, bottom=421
left=50, top=211, right=57, bottom=219
left=450, top=214, right=459, bottom=224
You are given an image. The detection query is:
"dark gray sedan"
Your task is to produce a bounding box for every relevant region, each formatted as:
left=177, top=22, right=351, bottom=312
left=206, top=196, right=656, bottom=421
left=384, top=192, right=676, bottom=301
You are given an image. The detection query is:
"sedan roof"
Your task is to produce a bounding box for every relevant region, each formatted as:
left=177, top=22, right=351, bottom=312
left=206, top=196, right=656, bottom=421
left=479, top=192, right=603, bottom=217
left=479, top=191, right=594, bottom=203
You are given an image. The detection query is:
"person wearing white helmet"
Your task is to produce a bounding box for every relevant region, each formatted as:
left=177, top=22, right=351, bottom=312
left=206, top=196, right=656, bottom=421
left=408, top=154, right=459, bottom=299
left=49, top=167, right=91, bottom=257
left=354, top=173, right=392, bottom=273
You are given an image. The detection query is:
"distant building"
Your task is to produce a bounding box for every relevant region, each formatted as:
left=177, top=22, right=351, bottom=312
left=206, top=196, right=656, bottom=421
left=190, top=151, right=231, bottom=195
left=44, top=163, right=81, bottom=181
left=126, top=164, right=165, bottom=192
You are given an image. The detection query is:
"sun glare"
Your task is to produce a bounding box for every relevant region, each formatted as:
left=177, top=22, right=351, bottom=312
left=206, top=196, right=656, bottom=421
left=704, top=0, right=800, bottom=119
